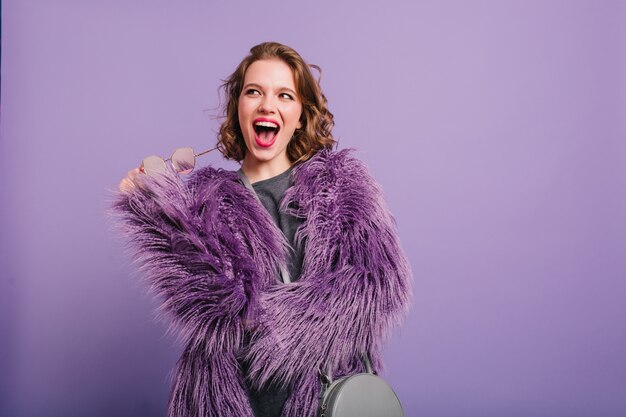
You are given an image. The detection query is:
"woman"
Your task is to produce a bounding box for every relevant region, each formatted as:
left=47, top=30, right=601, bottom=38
left=115, top=42, right=412, bottom=417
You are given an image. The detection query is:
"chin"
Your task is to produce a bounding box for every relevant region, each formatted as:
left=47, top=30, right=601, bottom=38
left=246, top=140, right=288, bottom=161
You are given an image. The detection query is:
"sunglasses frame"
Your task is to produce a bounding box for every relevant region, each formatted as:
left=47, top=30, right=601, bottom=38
left=141, top=146, right=218, bottom=177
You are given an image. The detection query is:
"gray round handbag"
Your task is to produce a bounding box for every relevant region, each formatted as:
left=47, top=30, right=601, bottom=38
left=317, top=355, right=405, bottom=417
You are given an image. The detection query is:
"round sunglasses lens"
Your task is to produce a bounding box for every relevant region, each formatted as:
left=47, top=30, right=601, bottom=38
left=172, top=147, right=195, bottom=175
left=142, top=155, right=167, bottom=176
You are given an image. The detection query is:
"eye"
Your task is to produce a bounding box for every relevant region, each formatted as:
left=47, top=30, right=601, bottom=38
left=279, top=92, right=294, bottom=100
left=245, top=88, right=261, bottom=96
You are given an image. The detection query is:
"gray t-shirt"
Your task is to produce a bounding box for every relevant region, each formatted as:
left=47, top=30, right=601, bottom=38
left=239, top=166, right=305, bottom=417
left=251, top=166, right=304, bottom=283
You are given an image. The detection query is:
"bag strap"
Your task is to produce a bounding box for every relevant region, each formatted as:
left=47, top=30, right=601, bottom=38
left=321, top=352, right=374, bottom=385
left=237, top=168, right=291, bottom=284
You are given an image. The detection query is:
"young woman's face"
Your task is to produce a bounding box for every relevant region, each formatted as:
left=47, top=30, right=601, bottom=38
left=238, top=59, right=303, bottom=167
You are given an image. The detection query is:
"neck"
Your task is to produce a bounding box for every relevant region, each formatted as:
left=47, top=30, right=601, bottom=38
left=241, top=154, right=292, bottom=183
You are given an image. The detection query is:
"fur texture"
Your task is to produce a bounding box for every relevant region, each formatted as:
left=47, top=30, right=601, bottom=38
left=113, top=148, right=412, bottom=417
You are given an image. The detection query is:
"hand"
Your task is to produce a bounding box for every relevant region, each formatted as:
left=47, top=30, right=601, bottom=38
left=118, top=167, right=144, bottom=194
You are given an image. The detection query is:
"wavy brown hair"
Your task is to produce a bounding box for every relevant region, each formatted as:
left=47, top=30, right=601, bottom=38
left=217, top=42, right=335, bottom=163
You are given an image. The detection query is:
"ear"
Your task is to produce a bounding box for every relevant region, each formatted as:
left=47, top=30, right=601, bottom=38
left=297, top=117, right=303, bottom=130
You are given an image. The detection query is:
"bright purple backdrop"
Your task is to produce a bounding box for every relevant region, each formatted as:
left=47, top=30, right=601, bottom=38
left=1, top=1, right=625, bottom=416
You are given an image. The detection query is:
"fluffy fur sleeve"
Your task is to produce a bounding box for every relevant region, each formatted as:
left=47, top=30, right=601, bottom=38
left=243, top=149, right=413, bottom=390
left=111, top=167, right=287, bottom=355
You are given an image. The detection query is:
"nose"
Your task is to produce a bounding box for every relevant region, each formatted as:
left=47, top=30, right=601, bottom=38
left=258, top=95, right=276, bottom=114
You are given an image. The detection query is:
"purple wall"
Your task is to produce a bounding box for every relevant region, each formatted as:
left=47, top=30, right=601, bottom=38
left=2, top=1, right=625, bottom=416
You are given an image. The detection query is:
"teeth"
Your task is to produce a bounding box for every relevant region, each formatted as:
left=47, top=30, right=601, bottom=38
left=254, top=121, right=279, bottom=129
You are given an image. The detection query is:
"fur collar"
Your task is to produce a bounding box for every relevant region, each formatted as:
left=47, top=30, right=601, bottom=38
left=184, top=147, right=383, bottom=288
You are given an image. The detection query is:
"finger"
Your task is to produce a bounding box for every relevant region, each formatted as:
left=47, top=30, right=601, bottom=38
left=127, top=168, right=143, bottom=181
left=118, top=178, right=135, bottom=193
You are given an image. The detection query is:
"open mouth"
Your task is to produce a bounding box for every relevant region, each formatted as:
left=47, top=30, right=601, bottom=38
left=253, top=119, right=280, bottom=147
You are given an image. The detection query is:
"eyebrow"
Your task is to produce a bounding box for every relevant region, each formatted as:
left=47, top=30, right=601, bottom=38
left=242, top=83, right=297, bottom=96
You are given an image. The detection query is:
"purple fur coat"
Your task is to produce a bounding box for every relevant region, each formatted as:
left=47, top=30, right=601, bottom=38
left=113, top=148, right=412, bottom=417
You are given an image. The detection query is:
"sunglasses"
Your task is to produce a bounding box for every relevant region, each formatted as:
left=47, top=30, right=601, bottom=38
left=140, top=146, right=218, bottom=177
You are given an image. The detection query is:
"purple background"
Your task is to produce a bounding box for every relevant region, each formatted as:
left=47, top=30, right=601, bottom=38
left=2, top=1, right=625, bottom=416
